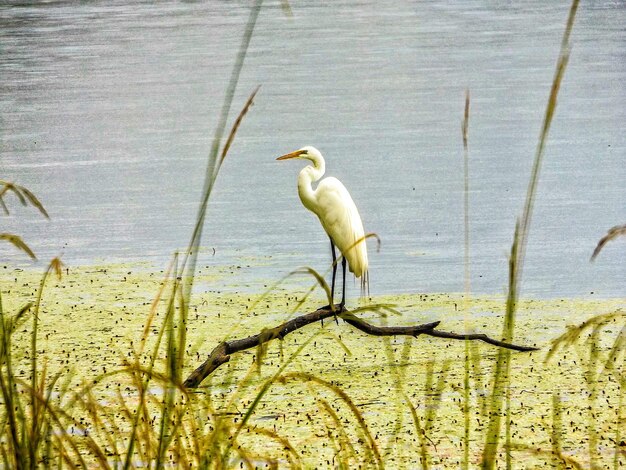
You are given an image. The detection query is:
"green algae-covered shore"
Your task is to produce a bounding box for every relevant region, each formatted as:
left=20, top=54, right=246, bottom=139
left=2, top=263, right=624, bottom=467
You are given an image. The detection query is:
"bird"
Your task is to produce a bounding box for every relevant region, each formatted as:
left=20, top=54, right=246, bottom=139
left=276, top=146, right=368, bottom=310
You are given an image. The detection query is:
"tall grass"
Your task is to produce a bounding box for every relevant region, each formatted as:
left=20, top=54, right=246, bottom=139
left=2, top=0, right=266, bottom=466
left=0, top=258, right=95, bottom=468
left=546, top=310, right=626, bottom=469
left=481, top=1, right=579, bottom=467
left=1, top=180, right=49, bottom=260
left=461, top=89, right=472, bottom=470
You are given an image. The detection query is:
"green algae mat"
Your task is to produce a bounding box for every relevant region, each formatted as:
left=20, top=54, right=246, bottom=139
left=1, top=263, right=624, bottom=468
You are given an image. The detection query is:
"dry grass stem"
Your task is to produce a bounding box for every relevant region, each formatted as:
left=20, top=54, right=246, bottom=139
left=590, top=223, right=626, bottom=261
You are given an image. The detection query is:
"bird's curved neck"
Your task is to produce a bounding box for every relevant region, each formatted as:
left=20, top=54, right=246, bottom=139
left=297, top=155, right=325, bottom=212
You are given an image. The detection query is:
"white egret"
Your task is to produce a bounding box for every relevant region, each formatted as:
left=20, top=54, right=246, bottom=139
left=276, top=146, right=368, bottom=309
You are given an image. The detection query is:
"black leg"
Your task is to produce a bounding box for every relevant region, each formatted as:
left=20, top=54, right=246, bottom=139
left=340, top=256, right=347, bottom=310
left=329, top=237, right=337, bottom=307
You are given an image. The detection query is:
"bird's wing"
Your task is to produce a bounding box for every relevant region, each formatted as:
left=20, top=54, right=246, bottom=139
left=314, top=177, right=368, bottom=278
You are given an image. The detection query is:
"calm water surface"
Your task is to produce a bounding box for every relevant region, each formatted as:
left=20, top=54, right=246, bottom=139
left=1, top=1, right=624, bottom=299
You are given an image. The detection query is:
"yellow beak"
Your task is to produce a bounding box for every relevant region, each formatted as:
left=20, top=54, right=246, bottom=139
left=276, top=149, right=307, bottom=161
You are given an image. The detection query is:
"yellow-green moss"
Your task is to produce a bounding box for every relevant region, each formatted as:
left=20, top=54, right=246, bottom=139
left=1, top=264, right=624, bottom=467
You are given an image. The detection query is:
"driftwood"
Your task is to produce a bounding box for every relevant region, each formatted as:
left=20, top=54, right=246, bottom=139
left=183, top=305, right=538, bottom=388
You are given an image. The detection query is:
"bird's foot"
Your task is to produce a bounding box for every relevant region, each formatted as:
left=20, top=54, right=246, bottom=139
left=320, top=303, right=345, bottom=312
left=319, top=303, right=346, bottom=325
left=332, top=302, right=347, bottom=324
left=319, top=303, right=345, bottom=324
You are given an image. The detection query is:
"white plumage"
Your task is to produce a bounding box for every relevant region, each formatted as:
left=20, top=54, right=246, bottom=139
left=277, top=146, right=368, bottom=306
left=314, top=176, right=368, bottom=279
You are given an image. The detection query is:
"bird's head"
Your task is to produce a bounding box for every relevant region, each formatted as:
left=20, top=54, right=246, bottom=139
left=276, top=146, right=321, bottom=162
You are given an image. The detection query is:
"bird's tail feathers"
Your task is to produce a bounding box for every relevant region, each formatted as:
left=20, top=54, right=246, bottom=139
left=360, top=269, right=370, bottom=300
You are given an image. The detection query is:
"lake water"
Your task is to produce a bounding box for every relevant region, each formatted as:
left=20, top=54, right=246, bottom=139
left=1, top=1, right=624, bottom=299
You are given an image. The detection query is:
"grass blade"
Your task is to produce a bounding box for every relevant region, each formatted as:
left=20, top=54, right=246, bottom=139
left=461, top=88, right=472, bottom=470
left=481, top=1, right=578, bottom=467
left=18, top=186, right=49, bottom=219
left=590, top=224, right=626, bottom=261
left=0, top=233, right=36, bottom=260
left=218, top=85, right=261, bottom=173
left=180, top=0, right=263, bottom=308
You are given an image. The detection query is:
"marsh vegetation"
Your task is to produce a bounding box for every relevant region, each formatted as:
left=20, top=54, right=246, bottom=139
left=0, top=264, right=624, bottom=468
left=1, top=0, right=624, bottom=468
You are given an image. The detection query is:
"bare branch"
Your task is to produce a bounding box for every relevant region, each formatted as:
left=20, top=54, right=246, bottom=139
left=184, top=305, right=537, bottom=388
